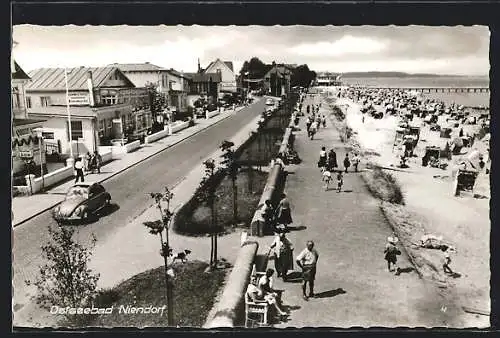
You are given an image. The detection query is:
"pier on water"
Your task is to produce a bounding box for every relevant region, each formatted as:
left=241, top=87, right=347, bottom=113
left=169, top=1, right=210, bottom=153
left=349, top=86, right=490, bottom=94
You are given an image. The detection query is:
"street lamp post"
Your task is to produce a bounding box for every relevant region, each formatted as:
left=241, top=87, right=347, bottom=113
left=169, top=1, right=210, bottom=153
left=34, top=127, right=45, bottom=192
left=243, top=71, right=249, bottom=105
left=64, top=68, right=74, bottom=159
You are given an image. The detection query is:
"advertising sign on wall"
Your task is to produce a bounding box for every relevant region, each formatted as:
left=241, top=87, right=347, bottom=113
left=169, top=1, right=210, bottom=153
left=68, top=94, right=90, bottom=106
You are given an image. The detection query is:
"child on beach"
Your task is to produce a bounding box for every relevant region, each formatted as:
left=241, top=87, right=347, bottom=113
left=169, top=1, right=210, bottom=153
left=442, top=246, right=454, bottom=275
left=384, top=235, right=401, bottom=274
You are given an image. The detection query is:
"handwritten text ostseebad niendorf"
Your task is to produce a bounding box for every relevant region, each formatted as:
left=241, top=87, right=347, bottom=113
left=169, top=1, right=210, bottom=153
left=50, top=305, right=167, bottom=316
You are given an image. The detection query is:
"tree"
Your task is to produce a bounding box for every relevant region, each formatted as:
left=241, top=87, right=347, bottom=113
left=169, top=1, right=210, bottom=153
left=145, top=82, right=166, bottom=132
left=239, top=57, right=272, bottom=91
left=291, top=64, right=317, bottom=88
left=144, top=187, right=190, bottom=326
left=197, top=159, right=218, bottom=268
left=220, top=140, right=240, bottom=225
left=25, top=226, right=100, bottom=319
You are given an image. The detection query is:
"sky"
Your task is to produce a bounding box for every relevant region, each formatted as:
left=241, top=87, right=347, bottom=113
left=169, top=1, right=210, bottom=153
left=12, top=25, right=490, bottom=76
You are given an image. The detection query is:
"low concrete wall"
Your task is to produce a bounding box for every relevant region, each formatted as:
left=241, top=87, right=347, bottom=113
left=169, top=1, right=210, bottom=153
left=171, top=121, right=190, bottom=134
left=107, top=140, right=141, bottom=159
left=29, top=165, right=73, bottom=193
left=99, top=148, right=113, bottom=164
left=207, top=241, right=259, bottom=328
left=206, top=110, right=220, bottom=119
left=250, top=163, right=283, bottom=236
left=278, top=127, right=292, bottom=156
left=145, top=128, right=170, bottom=144
left=124, top=140, right=141, bottom=153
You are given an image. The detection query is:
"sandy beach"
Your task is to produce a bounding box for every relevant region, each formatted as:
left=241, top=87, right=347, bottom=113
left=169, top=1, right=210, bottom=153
left=319, top=86, right=490, bottom=328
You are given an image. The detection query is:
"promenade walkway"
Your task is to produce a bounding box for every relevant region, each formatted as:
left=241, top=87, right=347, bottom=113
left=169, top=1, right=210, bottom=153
left=11, top=106, right=247, bottom=227
left=262, top=93, right=463, bottom=327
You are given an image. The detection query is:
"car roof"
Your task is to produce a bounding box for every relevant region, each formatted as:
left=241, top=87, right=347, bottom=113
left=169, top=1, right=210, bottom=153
left=71, top=182, right=100, bottom=188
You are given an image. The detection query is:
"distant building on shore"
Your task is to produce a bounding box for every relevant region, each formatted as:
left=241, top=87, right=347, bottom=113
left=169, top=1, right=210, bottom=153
left=315, top=72, right=343, bottom=86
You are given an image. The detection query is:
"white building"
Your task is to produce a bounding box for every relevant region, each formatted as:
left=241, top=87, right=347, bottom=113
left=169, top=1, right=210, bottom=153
left=11, top=60, right=46, bottom=177
left=203, top=59, right=237, bottom=96
left=113, top=63, right=191, bottom=113
left=26, top=66, right=151, bottom=157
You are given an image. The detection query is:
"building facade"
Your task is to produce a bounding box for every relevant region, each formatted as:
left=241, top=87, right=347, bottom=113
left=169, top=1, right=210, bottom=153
left=185, top=72, right=222, bottom=106
left=113, top=63, right=191, bottom=115
left=26, top=66, right=152, bottom=157
left=11, top=60, right=46, bottom=178
left=263, top=63, right=293, bottom=97
left=203, top=59, right=237, bottom=96
left=165, top=69, right=191, bottom=114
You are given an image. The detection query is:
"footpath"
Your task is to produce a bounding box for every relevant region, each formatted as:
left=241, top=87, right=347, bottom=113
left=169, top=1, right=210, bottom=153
left=11, top=105, right=250, bottom=227
left=260, top=93, right=464, bottom=327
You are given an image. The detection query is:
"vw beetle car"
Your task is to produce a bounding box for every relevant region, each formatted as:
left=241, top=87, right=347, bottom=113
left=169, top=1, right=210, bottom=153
left=52, top=182, right=111, bottom=223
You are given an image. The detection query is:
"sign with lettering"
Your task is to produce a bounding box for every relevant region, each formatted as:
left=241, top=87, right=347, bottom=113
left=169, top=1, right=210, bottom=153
left=68, top=94, right=90, bottom=105
left=19, top=150, right=33, bottom=159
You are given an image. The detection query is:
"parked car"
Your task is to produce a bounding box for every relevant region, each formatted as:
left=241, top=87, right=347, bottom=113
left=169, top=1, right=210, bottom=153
left=52, top=182, right=112, bottom=223
left=265, top=98, right=274, bottom=106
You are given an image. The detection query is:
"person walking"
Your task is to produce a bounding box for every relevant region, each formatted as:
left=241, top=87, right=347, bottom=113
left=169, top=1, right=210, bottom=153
left=343, top=153, right=351, bottom=173
left=352, top=153, right=360, bottom=172
left=270, top=232, right=294, bottom=281
left=328, top=149, right=338, bottom=169
left=93, top=150, right=102, bottom=173
left=321, top=115, right=327, bottom=128
left=384, top=235, right=401, bottom=275
left=296, top=240, right=319, bottom=301
left=318, top=146, right=327, bottom=172
left=309, top=120, right=318, bottom=140
left=275, top=193, right=293, bottom=228
left=322, top=167, right=332, bottom=191
left=74, top=157, right=85, bottom=183
left=306, top=116, right=312, bottom=137
left=336, top=170, right=343, bottom=192
left=316, top=115, right=322, bottom=130
left=84, top=152, right=92, bottom=173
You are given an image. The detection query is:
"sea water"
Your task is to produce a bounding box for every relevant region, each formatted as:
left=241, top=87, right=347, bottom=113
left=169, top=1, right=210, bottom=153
left=342, top=76, right=490, bottom=108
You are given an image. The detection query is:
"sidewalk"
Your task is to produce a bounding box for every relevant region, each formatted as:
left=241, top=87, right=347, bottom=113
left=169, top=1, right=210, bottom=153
left=260, top=94, right=464, bottom=327
left=11, top=105, right=249, bottom=227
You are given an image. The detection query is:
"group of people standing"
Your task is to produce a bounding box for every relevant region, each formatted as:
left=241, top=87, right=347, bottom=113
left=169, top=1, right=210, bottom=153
left=73, top=151, right=102, bottom=183
left=317, top=146, right=360, bottom=191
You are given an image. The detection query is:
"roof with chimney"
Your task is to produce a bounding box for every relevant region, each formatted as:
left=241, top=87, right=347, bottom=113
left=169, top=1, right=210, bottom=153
left=12, top=61, right=31, bottom=80
left=111, top=62, right=165, bottom=72
left=183, top=72, right=222, bottom=83
left=26, top=66, right=134, bottom=91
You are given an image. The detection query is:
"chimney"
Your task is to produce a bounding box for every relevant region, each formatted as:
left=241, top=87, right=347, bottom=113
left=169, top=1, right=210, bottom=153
left=87, top=71, right=95, bottom=106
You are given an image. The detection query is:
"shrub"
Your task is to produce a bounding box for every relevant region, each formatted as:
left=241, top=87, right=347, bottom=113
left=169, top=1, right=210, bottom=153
left=362, top=166, right=405, bottom=205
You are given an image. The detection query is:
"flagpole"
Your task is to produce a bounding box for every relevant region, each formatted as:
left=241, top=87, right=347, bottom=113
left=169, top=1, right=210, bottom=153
left=65, top=68, right=74, bottom=158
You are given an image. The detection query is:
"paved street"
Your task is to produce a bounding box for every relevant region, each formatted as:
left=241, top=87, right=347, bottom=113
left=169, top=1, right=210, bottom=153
left=266, top=94, right=464, bottom=327
left=12, top=100, right=266, bottom=309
